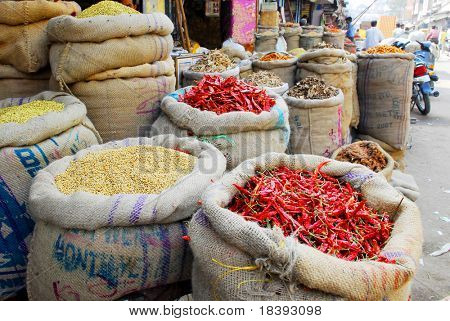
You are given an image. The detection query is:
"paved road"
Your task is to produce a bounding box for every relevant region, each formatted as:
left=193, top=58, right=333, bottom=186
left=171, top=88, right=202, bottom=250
left=407, top=54, right=450, bottom=300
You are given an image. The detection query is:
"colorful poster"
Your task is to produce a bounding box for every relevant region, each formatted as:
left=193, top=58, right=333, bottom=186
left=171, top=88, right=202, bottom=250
left=231, top=0, right=257, bottom=45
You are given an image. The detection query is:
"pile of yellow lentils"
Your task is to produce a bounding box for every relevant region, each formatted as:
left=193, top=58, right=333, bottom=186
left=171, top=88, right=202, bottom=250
left=78, top=1, right=139, bottom=18
left=55, top=146, right=197, bottom=195
left=366, top=45, right=405, bottom=54
left=0, top=100, right=64, bottom=124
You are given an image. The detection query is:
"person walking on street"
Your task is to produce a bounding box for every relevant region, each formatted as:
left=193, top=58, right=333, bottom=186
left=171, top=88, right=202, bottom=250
left=439, top=28, right=448, bottom=54
left=393, top=23, right=404, bottom=38
left=364, top=21, right=384, bottom=49
left=345, top=17, right=357, bottom=42
left=427, top=26, right=440, bottom=44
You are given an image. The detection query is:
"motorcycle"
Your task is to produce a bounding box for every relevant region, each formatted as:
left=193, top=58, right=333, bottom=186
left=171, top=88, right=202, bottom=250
left=413, top=41, right=439, bottom=97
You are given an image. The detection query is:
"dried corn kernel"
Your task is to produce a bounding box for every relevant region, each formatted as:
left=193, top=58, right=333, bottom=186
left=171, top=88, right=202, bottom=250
left=55, top=146, right=197, bottom=195
left=366, top=45, right=405, bottom=54
left=0, top=100, right=64, bottom=124
left=78, top=1, right=139, bottom=18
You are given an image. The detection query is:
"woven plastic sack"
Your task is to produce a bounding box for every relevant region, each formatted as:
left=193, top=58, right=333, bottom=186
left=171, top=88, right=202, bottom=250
left=284, top=89, right=344, bottom=157
left=0, top=91, right=101, bottom=299
left=323, top=32, right=345, bottom=49
left=253, top=55, right=298, bottom=88
left=264, top=83, right=289, bottom=96
left=331, top=141, right=395, bottom=181
left=190, top=153, right=423, bottom=301
left=357, top=53, right=414, bottom=150
left=151, top=88, right=290, bottom=169
left=0, top=65, right=50, bottom=100
left=50, top=60, right=176, bottom=142
left=0, top=1, right=80, bottom=73
left=182, top=66, right=240, bottom=88
left=27, top=135, right=226, bottom=300
left=297, top=54, right=354, bottom=143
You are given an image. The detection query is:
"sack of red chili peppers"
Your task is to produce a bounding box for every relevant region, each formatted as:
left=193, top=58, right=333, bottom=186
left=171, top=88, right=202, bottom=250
left=284, top=77, right=344, bottom=157
left=151, top=76, right=290, bottom=169
left=189, top=153, right=423, bottom=301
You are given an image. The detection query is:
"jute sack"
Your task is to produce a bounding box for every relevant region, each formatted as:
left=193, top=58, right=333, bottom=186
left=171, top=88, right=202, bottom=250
left=50, top=60, right=176, bottom=142
left=297, top=57, right=354, bottom=143
left=346, top=54, right=360, bottom=128
left=298, top=48, right=347, bottom=65
left=299, top=34, right=323, bottom=50
left=357, top=53, right=414, bottom=150
left=322, top=32, right=345, bottom=49
left=27, top=135, right=227, bottom=300
left=190, top=153, right=423, bottom=301
left=48, top=13, right=174, bottom=85
left=0, top=65, right=50, bottom=100
left=151, top=88, right=290, bottom=169
left=182, top=66, right=240, bottom=88
left=254, top=32, right=278, bottom=53
left=0, top=91, right=101, bottom=299
left=0, top=1, right=80, bottom=73
left=284, top=89, right=344, bottom=157
left=356, top=134, right=407, bottom=170
left=331, top=141, right=395, bottom=181
left=253, top=55, right=298, bottom=88
left=283, top=29, right=302, bottom=51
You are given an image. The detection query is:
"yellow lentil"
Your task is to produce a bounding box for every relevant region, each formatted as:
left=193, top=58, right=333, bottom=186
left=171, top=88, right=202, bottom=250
left=78, top=1, right=140, bottom=18
left=55, top=146, right=197, bottom=195
left=0, top=100, right=64, bottom=124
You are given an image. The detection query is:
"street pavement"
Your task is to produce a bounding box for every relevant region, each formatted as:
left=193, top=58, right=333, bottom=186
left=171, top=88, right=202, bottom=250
left=406, top=54, right=450, bottom=300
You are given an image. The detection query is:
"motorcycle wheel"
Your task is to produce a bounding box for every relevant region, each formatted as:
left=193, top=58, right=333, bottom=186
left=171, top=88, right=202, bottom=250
left=415, top=90, right=431, bottom=115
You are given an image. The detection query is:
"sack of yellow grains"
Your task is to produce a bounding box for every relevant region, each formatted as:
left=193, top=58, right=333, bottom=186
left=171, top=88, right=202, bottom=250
left=0, top=0, right=81, bottom=73
left=27, top=135, right=226, bottom=300
left=189, top=153, right=422, bottom=301
left=297, top=49, right=354, bottom=143
left=0, top=65, right=51, bottom=100
left=0, top=91, right=101, bottom=299
left=357, top=47, right=414, bottom=158
left=48, top=1, right=176, bottom=142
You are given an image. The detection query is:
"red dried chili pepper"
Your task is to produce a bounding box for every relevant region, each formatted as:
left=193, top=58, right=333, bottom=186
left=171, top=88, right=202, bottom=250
left=179, top=75, right=275, bottom=115
left=228, top=162, right=394, bottom=262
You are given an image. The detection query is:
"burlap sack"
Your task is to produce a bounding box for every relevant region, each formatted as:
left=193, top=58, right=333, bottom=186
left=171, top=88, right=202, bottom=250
left=357, top=53, right=414, bottom=150
left=238, top=60, right=253, bottom=79
left=390, top=170, right=420, bottom=202
left=331, top=141, right=395, bottom=181
left=346, top=54, right=360, bottom=128
left=151, top=88, right=290, bottom=169
left=0, top=1, right=80, bottom=73
left=0, top=65, right=50, bottom=100
left=323, top=32, right=345, bottom=49
left=0, top=91, right=101, bottom=299
left=190, top=153, right=423, bottom=301
left=182, top=66, right=240, bottom=88
left=284, top=89, right=344, bottom=157
left=253, top=56, right=298, bottom=88
left=302, top=26, right=324, bottom=35
left=283, top=29, right=302, bottom=51
left=297, top=58, right=354, bottom=143
left=299, top=34, right=323, bottom=50
left=27, top=135, right=227, bottom=300
left=299, top=48, right=347, bottom=65
left=254, top=33, right=278, bottom=53
left=50, top=72, right=176, bottom=142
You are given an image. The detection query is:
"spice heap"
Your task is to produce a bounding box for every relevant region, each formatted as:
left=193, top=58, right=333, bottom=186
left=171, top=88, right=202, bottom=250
left=179, top=75, right=275, bottom=115
left=260, top=52, right=293, bottom=61
left=366, top=45, right=405, bottom=54
left=189, top=50, right=234, bottom=73
left=55, top=146, right=196, bottom=195
left=313, top=41, right=339, bottom=49
left=325, top=25, right=341, bottom=33
left=244, top=71, right=284, bottom=88
left=228, top=162, right=394, bottom=261
left=78, top=1, right=139, bottom=18
left=0, top=101, right=64, bottom=124
left=288, top=77, right=338, bottom=100
left=335, top=141, right=388, bottom=173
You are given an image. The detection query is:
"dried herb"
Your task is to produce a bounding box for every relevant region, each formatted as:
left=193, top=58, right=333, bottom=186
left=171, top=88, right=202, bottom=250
left=228, top=162, right=394, bottom=262
left=189, top=50, right=235, bottom=73
left=244, top=71, right=284, bottom=88
left=335, top=142, right=388, bottom=173
left=287, top=77, right=338, bottom=100
left=313, top=41, right=339, bottom=49
left=179, top=75, right=275, bottom=115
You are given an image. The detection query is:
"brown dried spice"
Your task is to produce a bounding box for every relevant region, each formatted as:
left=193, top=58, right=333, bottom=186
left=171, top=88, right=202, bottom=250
left=189, top=50, right=235, bottom=73
left=287, top=77, right=338, bottom=100
left=335, top=141, right=388, bottom=172
left=244, top=71, right=283, bottom=88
